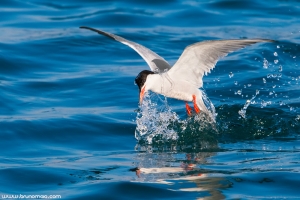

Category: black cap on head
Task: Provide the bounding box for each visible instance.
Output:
[135,70,154,92]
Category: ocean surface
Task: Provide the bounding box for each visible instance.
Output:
[1,0,300,199]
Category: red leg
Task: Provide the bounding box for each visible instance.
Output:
[192,95,201,114]
[185,102,192,116]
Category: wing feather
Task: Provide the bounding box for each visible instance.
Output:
[80,26,171,73]
[168,39,274,87]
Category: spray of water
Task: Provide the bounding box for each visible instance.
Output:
[135,91,218,145]
[135,92,180,144]
[238,89,260,118]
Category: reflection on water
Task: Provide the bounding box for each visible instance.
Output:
[130,136,300,199]
[132,137,226,199]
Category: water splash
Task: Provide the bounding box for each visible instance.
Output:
[135,91,299,144]
[238,90,260,118]
[201,88,217,120]
[135,91,217,145]
[135,92,179,144]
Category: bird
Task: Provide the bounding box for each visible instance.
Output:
[80,26,274,118]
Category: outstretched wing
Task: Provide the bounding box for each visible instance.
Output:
[167,39,274,88]
[80,26,171,73]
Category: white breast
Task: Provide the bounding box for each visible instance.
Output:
[145,74,199,102]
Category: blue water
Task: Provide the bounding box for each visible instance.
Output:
[1,0,300,199]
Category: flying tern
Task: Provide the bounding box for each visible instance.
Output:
[80,26,273,116]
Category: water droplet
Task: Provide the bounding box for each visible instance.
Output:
[261,100,272,108]
[263,78,266,83]
[234,81,238,85]
[269,91,273,95]
[247,84,252,87]
[229,72,234,78]
[237,90,242,95]
[272,85,276,88]
[274,59,279,64]
[277,45,280,49]
[293,56,296,58]
[274,52,278,56]
[278,65,282,72]
[263,58,269,69]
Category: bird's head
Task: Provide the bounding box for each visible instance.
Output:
[135,70,154,104]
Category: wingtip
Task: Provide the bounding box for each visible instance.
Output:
[79,26,94,31]
[242,38,277,44]
[79,26,115,40]
[263,39,276,43]
[243,38,276,43]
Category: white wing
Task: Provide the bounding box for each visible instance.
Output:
[168,39,274,88]
[80,26,171,73]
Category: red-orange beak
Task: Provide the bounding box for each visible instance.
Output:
[139,86,146,104]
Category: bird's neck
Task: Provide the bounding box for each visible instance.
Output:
[145,73,172,95]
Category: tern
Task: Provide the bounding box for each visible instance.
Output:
[80,26,273,116]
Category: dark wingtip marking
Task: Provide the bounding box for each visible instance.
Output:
[80,26,115,40]
[251,39,277,43]
[151,59,171,71]
[258,39,276,43]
